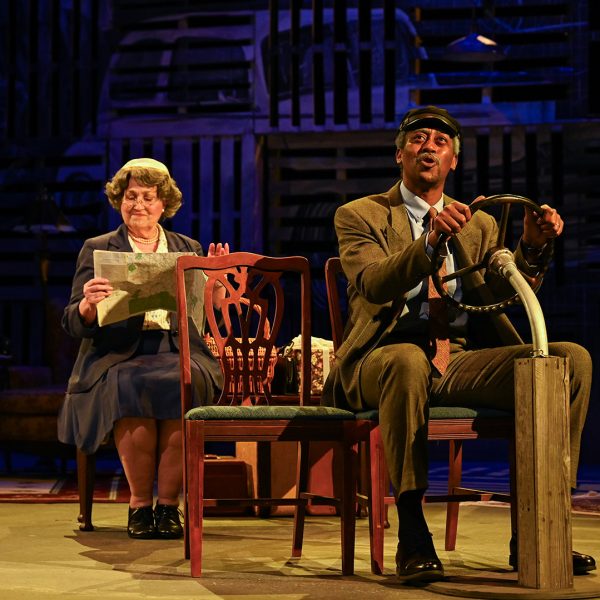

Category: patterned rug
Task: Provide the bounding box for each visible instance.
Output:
[1,463,599,514]
[427,462,600,516]
[572,491,600,515]
[0,472,129,503]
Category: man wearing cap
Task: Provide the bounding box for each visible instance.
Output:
[322,106,594,582]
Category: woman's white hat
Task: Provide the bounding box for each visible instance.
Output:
[120,158,170,175]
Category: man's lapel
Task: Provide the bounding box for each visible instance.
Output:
[386,183,413,254]
[449,196,480,259]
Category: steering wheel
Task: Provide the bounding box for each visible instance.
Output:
[430,194,554,313]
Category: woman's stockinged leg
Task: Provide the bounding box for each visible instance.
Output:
[154,419,184,539]
[114,417,157,508]
[156,418,183,506]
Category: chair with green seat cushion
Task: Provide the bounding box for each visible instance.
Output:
[186,405,357,421]
[325,256,515,575]
[176,252,369,577]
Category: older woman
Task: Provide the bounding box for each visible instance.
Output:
[58,158,225,539]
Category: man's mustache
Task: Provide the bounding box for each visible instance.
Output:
[417,152,440,166]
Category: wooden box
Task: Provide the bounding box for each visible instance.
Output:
[236,441,343,516]
[203,455,254,516]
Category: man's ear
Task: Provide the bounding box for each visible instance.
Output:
[395,148,402,165]
[450,153,458,171]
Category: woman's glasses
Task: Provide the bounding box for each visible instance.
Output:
[122,194,161,207]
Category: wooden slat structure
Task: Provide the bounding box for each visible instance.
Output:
[0,3,598,471]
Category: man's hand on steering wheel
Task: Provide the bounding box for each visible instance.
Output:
[429,194,557,313]
[523,204,564,249]
[427,196,485,248]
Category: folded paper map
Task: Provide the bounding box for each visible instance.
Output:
[93,250,205,331]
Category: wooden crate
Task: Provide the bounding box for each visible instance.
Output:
[236,441,343,516]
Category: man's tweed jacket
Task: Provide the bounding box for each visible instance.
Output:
[322,183,550,412]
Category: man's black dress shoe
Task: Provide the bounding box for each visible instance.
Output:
[127,506,156,539]
[154,503,183,539]
[509,550,596,575]
[395,489,444,583]
[396,549,444,583]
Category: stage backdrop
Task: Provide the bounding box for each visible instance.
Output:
[0,0,598,464]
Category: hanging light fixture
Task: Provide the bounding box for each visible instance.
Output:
[445,32,505,63]
[443,0,505,63]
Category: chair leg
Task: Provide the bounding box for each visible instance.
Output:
[182,432,190,560]
[292,440,310,558]
[257,441,272,518]
[340,433,357,576]
[383,470,392,528]
[77,449,96,531]
[187,421,205,577]
[357,441,369,517]
[369,426,386,575]
[445,439,463,551]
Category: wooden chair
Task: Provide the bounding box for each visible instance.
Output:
[325,256,515,575]
[176,252,370,577]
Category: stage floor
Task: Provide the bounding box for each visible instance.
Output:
[0,501,598,599]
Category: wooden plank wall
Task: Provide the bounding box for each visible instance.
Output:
[262,0,586,129]
[264,122,600,343]
[104,136,259,248]
[1,0,103,142]
[0,0,597,374]
[0,133,259,372]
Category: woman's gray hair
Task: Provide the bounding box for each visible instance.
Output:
[104,162,183,219]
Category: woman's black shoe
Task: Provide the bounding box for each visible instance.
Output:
[127,506,156,539]
[154,503,183,539]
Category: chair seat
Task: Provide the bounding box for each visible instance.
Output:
[185,405,355,421]
[431,406,512,419]
[355,406,512,422]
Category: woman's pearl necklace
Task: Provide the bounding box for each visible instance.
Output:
[128,227,160,244]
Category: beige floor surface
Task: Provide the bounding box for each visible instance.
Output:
[0,502,598,599]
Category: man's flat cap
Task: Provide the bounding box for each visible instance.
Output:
[398,105,461,139]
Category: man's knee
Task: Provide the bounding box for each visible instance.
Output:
[360,343,431,409]
[549,342,592,377]
[378,344,429,377]
[373,344,431,400]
